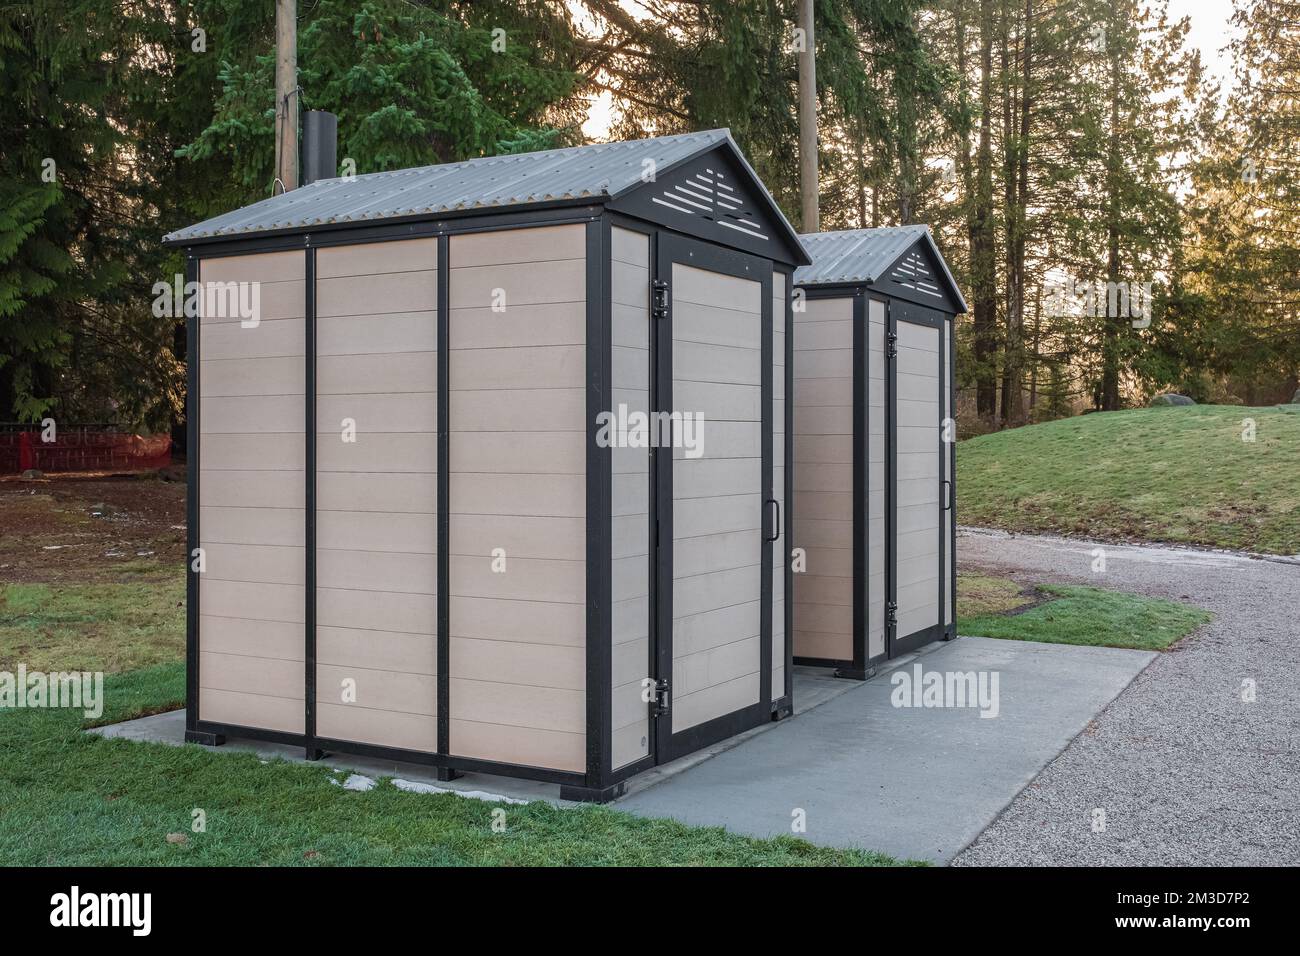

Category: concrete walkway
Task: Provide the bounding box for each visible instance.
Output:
[952,529,1300,866]
[617,636,1154,863]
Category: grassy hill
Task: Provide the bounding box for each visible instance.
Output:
[957,405,1300,555]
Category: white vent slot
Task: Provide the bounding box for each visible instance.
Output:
[655,169,769,241]
[891,251,944,299]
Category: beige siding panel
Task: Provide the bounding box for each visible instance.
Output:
[196,251,305,737]
[200,434,304,473]
[199,615,303,661]
[316,664,435,716]
[200,651,303,701]
[316,511,436,554]
[316,270,436,318]
[317,626,436,675]
[316,353,436,395]
[448,259,585,310]
[201,395,302,434]
[670,261,763,733]
[448,302,584,349]
[611,227,651,768]
[317,433,438,473]
[202,543,303,586]
[200,688,302,734]
[448,224,587,770]
[892,316,940,639]
[202,250,305,287]
[317,312,437,356]
[202,356,304,397]
[201,578,303,624]
[316,549,436,594]
[673,672,761,731]
[316,704,437,752]
[316,236,437,279]
[867,299,887,659]
[449,432,584,475]
[316,473,437,513]
[317,587,437,635]
[451,638,584,691]
[449,720,584,773]
[450,223,585,267]
[198,470,302,509]
[792,295,855,665]
[201,318,304,361]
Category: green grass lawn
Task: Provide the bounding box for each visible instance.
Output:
[0,580,185,674]
[958,573,1211,651]
[0,573,906,867]
[958,405,1300,554]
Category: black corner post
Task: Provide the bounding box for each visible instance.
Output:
[564,214,622,804]
[182,253,224,747]
[435,234,460,782]
[835,290,870,682]
[304,242,326,761]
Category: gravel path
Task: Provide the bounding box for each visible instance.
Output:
[953,528,1300,867]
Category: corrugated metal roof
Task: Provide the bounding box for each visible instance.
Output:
[165,129,748,244]
[794,225,967,311]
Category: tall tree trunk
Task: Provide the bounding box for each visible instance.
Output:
[972,0,999,420]
[1001,0,1031,425]
[1101,39,1123,411]
[275,0,298,192]
[797,0,819,232]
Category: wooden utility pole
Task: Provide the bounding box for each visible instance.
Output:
[275,0,298,192]
[797,0,818,232]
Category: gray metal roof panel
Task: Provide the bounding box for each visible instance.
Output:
[794,225,967,312]
[165,128,795,246]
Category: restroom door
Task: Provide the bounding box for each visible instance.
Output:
[886,303,945,657]
[653,234,772,761]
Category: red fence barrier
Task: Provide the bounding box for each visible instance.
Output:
[0,424,172,475]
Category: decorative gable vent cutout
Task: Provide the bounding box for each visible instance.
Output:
[651,168,770,242]
[889,250,945,301]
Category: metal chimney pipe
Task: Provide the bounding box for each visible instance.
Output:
[301,110,338,185]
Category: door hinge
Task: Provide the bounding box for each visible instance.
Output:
[886,601,898,628]
[651,279,669,319]
[886,330,898,359]
[651,678,670,717]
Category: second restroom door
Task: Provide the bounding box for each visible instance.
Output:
[887,303,945,656]
[653,233,772,762]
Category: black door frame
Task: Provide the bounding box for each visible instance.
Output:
[886,301,947,658]
[652,231,774,763]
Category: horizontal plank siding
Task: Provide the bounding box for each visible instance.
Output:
[448,224,587,772]
[197,250,306,733]
[671,262,763,732]
[792,295,855,664]
[313,237,439,752]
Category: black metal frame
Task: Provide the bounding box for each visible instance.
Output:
[789,269,959,670]
[651,230,774,764]
[885,299,947,658]
[772,264,795,718]
[946,317,958,639]
[182,198,797,801]
[788,285,873,679]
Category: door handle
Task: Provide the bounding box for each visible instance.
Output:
[766,498,781,542]
[941,480,953,511]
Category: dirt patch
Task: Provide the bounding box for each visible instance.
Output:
[0,474,186,584]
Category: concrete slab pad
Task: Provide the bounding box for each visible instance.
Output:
[88,666,872,807]
[616,636,1156,863]
[89,709,563,805]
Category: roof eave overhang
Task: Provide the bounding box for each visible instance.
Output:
[161,196,605,251]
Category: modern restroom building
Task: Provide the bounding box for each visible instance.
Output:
[791,226,964,678]
[165,129,808,801]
